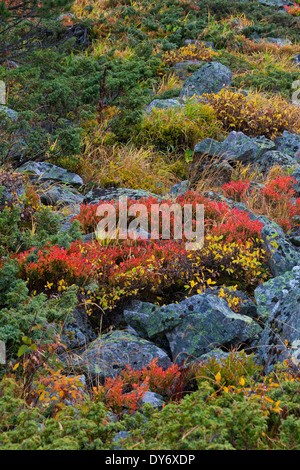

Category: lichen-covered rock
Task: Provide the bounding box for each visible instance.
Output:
[257,215,300,276]
[274,131,300,162]
[39,183,84,207]
[144,98,183,114]
[167,180,190,198]
[173,60,203,80]
[255,266,300,372]
[124,295,262,365]
[194,131,275,165]
[286,226,300,247]
[291,166,300,195]
[60,307,96,351]
[68,330,172,382]
[16,162,83,186]
[83,187,162,205]
[140,391,165,410]
[258,150,298,174]
[209,287,258,318]
[179,62,232,100]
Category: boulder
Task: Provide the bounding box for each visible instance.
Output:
[274,131,300,162]
[124,295,262,364]
[194,131,275,165]
[68,330,172,382]
[258,150,298,174]
[291,166,300,194]
[144,98,183,114]
[255,265,300,372]
[257,215,300,276]
[179,62,232,100]
[16,162,83,186]
[60,306,96,351]
[173,60,203,80]
[83,187,162,205]
[39,183,84,207]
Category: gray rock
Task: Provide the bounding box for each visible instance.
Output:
[257,0,293,6]
[196,349,230,363]
[179,61,232,100]
[286,226,300,247]
[209,287,258,318]
[140,391,165,410]
[39,183,84,207]
[291,166,300,194]
[292,54,300,66]
[0,106,18,121]
[173,60,203,80]
[111,431,129,450]
[68,330,172,382]
[60,306,97,351]
[255,265,300,372]
[258,150,298,174]
[274,131,300,162]
[167,180,190,198]
[16,162,83,186]
[257,215,300,276]
[194,131,275,165]
[124,295,262,365]
[262,37,292,46]
[83,187,162,205]
[144,99,183,114]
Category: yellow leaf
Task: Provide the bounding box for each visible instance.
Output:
[13,363,19,371]
[215,371,221,383]
[239,376,245,387]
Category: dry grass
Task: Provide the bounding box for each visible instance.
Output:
[62,125,182,194]
[152,73,183,96]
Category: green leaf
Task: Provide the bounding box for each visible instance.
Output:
[17,345,29,357]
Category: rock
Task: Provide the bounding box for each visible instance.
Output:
[0,106,18,121]
[274,131,300,162]
[111,431,129,450]
[83,187,162,205]
[258,150,298,174]
[179,62,232,100]
[140,391,165,410]
[58,206,81,233]
[57,13,74,21]
[196,349,230,363]
[291,166,300,194]
[286,226,300,247]
[257,0,293,6]
[194,132,275,165]
[257,215,300,276]
[60,306,96,351]
[39,183,84,207]
[173,60,203,80]
[124,295,262,365]
[255,265,300,372]
[167,180,190,198]
[0,171,26,210]
[68,330,172,382]
[144,98,183,114]
[257,37,293,46]
[292,54,300,66]
[209,287,258,319]
[16,162,83,186]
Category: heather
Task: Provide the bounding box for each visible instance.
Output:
[0,0,300,451]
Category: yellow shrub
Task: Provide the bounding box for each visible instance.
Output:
[162,42,218,66]
[202,88,300,139]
